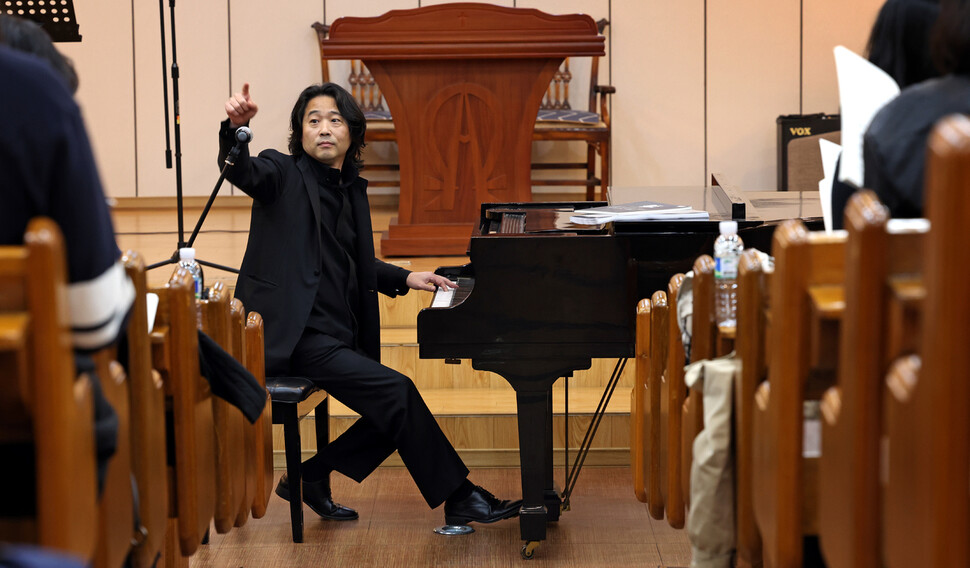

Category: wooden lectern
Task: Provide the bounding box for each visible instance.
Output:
[321,4,605,256]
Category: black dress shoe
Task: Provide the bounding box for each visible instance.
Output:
[275,473,358,521]
[444,485,522,525]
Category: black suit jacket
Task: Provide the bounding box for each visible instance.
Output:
[219,122,410,374]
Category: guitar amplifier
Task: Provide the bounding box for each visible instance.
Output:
[777,113,840,191]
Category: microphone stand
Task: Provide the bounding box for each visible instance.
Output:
[147,0,238,274]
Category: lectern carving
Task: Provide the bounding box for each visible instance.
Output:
[320,3,604,256]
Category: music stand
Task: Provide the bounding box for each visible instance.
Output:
[145,0,238,274]
[1,0,81,42]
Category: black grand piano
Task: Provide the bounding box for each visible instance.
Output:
[417,177,822,558]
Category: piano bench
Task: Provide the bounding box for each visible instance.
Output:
[266,377,329,543]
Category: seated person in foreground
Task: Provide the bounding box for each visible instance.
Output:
[862,0,970,218]
[220,82,521,526]
[831,0,942,227]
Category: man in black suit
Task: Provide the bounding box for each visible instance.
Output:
[220,82,519,526]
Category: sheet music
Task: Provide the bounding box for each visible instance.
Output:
[818,138,842,233]
[834,46,900,188]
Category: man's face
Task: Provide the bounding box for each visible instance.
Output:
[301,95,350,169]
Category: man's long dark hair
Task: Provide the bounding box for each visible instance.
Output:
[288,83,366,170]
[932,0,970,75]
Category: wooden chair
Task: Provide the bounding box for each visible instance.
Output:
[646,290,669,521]
[817,191,927,568]
[883,114,970,567]
[681,255,717,510]
[122,251,169,568]
[751,220,845,567]
[0,217,98,560]
[312,19,613,200]
[631,298,650,504]
[664,273,687,529]
[266,377,329,543]
[90,349,133,568]
[150,268,215,559]
[734,249,770,568]
[244,312,274,519]
[199,284,248,534]
[228,298,256,528]
[531,18,613,201]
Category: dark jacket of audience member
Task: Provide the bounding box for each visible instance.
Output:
[831,0,942,228]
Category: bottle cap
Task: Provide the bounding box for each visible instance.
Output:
[719,221,738,235]
[179,247,196,261]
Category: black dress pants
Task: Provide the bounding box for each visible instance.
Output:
[290,330,469,508]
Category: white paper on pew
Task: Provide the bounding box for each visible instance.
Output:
[818,138,842,233]
[834,46,900,187]
[146,292,159,333]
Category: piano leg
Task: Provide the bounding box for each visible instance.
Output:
[516,388,552,542]
[543,390,561,522]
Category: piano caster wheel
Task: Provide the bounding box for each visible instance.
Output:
[521,541,540,559]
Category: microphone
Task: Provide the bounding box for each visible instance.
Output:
[234,126,253,144]
[225,126,253,166]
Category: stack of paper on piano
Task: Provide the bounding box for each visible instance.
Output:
[569,200,710,224]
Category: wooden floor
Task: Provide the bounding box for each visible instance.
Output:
[194,468,691,567]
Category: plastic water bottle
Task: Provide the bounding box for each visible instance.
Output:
[178,247,204,300]
[178,247,204,327]
[714,221,743,327]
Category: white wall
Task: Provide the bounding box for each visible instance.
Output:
[60,0,882,198]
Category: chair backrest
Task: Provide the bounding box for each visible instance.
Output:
[91,348,133,568]
[149,267,214,557]
[663,273,687,529]
[244,311,273,519]
[646,290,668,521]
[817,191,927,568]
[884,114,970,567]
[0,217,98,560]
[631,298,650,504]
[735,249,770,568]
[199,283,247,534]
[227,298,256,529]
[539,18,609,113]
[752,220,846,567]
[121,251,168,568]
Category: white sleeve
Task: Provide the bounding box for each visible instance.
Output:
[67,260,135,351]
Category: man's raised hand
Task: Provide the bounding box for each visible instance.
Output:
[226,82,259,128]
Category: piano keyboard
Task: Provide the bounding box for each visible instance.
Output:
[430,277,475,308]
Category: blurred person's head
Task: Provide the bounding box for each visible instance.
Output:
[0,15,78,93]
[867,0,942,88]
[932,0,970,75]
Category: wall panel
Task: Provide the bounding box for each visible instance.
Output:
[802,0,883,114]
[612,0,705,187]
[229,0,323,194]
[707,0,800,190]
[59,0,136,199]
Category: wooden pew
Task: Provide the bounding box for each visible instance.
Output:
[681,255,717,509]
[664,273,687,529]
[631,299,650,503]
[150,268,215,559]
[734,249,769,568]
[883,114,970,567]
[0,217,98,560]
[228,298,257,528]
[751,220,845,567]
[122,251,169,568]
[646,290,668,520]
[199,283,248,534]
[817,191,927,568]
[244,312,274,519]
[90,349,134,568]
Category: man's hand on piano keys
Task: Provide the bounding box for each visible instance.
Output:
[406,271,458,292]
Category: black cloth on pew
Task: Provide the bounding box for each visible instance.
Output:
[197,330,267,423]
